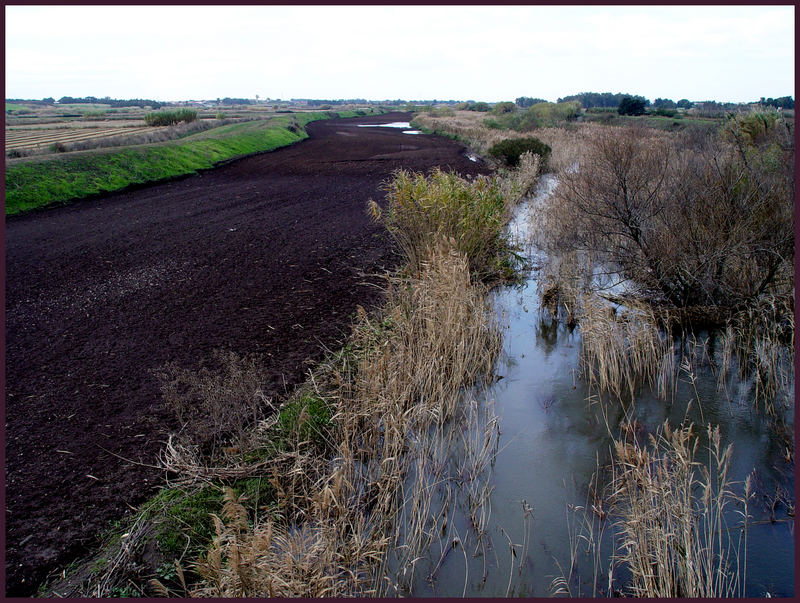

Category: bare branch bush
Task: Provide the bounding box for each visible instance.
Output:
[541,114,794,312]
[155,350,269,459]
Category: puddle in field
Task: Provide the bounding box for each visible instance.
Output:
[357,121,421,135]
[392,175,795,597]
[358,121,412,128]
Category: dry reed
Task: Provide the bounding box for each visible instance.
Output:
[578,295,674,401]
[609,421,750,597]
[180,240,503,597]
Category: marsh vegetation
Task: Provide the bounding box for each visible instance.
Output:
[43,101,793,597]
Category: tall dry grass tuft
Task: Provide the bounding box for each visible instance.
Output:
[178,240,503,597]
[609,421,750,597]
[534,124,603,174]
[499,151,542,204]
[369,168,520,283]
[579,296,674,401]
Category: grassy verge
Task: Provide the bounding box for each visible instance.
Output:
[5,110,371,216]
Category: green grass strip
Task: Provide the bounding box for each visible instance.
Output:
[5,110,369,216]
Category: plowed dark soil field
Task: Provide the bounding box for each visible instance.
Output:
[4,112,491,595]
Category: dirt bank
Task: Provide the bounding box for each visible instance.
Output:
[4,112,491,595]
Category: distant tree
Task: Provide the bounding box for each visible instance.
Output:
[759,96,794,109]
[42,97,55,104]
[653,97,677,109]
[492,101,516,114]
[559,91,629,108]
[618,95,647,116]
[676,99,693,109]
[515,96,547,108]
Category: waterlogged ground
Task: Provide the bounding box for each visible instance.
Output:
[398,176,795,597]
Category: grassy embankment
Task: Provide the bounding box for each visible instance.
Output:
[5,110,371,216]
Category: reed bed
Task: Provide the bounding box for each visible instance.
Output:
[579,295,674,401]
[412,110,530,156]
[413,110,610,178]
[150,165,530,597]
[608,421,750,597]
[178,242,502,597]
[554,421,752,598]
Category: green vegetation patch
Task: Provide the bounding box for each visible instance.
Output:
[5,102,32,113]
[5,111,358,215]
[144,108,197,126]
[487,137,551,168]
[372,168,521,283]
[275,392,335,453]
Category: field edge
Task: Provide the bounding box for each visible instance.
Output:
[4,109,378,216]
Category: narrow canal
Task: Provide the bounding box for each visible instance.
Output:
[395,174,794,597]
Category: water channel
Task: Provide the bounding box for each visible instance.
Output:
[395,175,795,597]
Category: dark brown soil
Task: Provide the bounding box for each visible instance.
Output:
[4,112,491,595]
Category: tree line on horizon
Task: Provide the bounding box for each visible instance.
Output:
[7,93,794,111]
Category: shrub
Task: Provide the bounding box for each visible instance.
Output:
[369,168,518,283]
[618,95,647,116]
[155,350,266,457]
[144,108,198,126]
[487,137,551,167]
[543,118,793,309]
[492,101,516,114]
[652,108,677,118]
[467,101,490,112]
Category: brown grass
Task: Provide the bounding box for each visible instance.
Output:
[156,350,270,460]
[554,421,753,598]
[156,240,503,597]
[579,296,675,401]
[609,421,750,597]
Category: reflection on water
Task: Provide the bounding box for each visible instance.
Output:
[357,121,413,128]
[401,177,794,597]
[357,122,422,135]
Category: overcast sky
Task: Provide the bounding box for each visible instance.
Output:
[5,5,795,103]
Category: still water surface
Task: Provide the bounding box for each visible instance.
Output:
[400,175,794,597]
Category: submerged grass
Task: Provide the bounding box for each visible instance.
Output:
[609,421,750,597]
[554,420,752,598]
[579,295,675,402]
